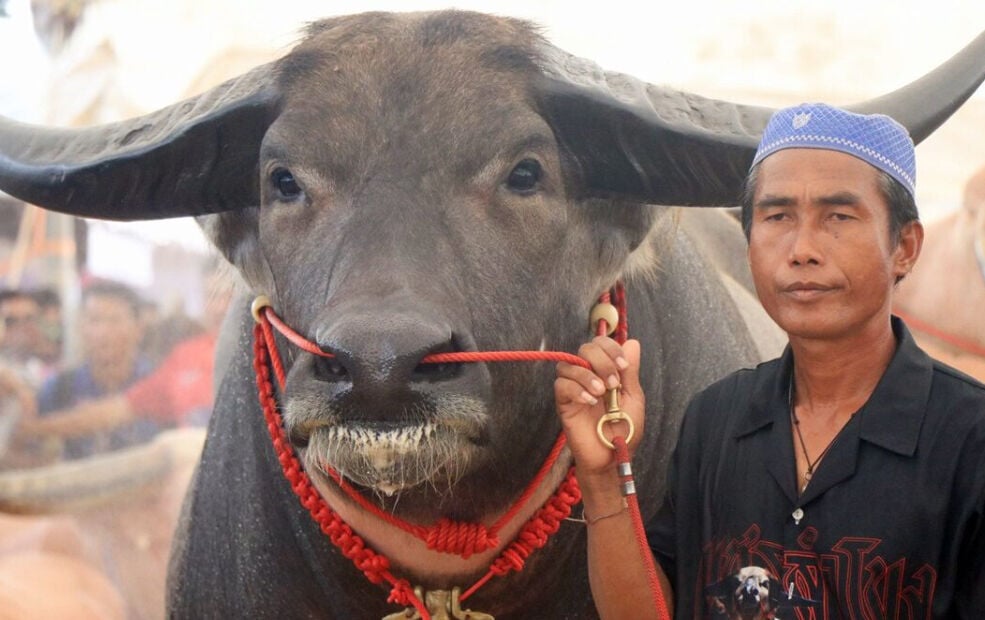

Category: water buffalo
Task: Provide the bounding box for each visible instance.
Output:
[1,10,983,618]
[895,164,985,380]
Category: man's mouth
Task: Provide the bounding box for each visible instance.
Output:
[781,281,836,299]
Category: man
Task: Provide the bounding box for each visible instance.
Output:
[23,274,232,435]
[31,287,63,369]
[555,103,985,618]
[0,288,45,387]
[35,279,156,460]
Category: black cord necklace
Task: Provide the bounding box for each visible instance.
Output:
[789,375,855,493]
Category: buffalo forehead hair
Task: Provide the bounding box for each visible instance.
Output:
[279,10,545,86]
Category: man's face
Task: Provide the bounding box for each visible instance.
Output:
[747,148,920,341]
[79,294,142,366]
[0,296,41,358]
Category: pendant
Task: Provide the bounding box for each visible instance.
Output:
[383,587,495,620]
[801,469,813,492]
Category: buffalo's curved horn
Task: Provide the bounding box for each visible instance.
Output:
[847,31,985,141]
[0,63,280,220]
[0,428,204,513]
[540,30,985,206]
[2,29,983,219]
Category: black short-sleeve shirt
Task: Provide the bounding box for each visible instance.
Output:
[647,318,985,619]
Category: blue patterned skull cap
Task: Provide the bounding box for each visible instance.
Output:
[752,103,916,197]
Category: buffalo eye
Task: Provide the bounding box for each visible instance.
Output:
[271,167,302,200]
[506,158,542,194]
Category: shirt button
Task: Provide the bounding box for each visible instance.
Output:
[792,508,804,524]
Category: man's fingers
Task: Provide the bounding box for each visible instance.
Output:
[591,335,630,367]
[556,362,608,398]
[578,339,623,390]
[558,338,642,403]
[554,376,601,408]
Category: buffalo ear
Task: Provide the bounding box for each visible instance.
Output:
[537,30,985,207]
[0,63,280,221]
[537,52,768,207]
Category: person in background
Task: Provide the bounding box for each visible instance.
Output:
[0,363,36,468]
[19,274,233,440]
[140,303,207,367]
[0,290,44,465]
[0,288,45,388]
[33,279,156,460]
[30,287,63,372]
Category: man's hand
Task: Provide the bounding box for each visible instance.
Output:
[555,337,645,478]
[0,366,36,421]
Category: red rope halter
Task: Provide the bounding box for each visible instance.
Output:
[251,283,667,618]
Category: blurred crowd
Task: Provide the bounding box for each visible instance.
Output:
[0,276,230,469]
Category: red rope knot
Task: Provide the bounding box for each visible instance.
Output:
[354,552,390,581]
[559,478,582,505]
[425,518,499,559]
[387,580,416,606]
[490,545,528,576]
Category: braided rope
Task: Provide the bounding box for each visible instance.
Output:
[253,325,427,616]
[614,436,670,619]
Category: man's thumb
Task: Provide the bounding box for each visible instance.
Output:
[621,339,643,394]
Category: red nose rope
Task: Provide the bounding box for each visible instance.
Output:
[893,309,985,359]
[252,283,668,619]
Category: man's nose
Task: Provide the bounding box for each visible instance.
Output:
[788,221,823,266]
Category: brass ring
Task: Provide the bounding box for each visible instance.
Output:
[596,410,635,450]
[251,295,272,323]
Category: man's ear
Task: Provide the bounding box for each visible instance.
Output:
[893,219,924,282]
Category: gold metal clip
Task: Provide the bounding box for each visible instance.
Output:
[382,586,495,620]
[596,387,635,450]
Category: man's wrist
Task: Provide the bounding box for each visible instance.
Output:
[584,499,627,525]
[576,465,626,519]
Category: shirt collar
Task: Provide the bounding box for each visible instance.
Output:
[735,316,933,457]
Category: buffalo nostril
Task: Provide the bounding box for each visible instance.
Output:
[313,355,349,381]
[412,360,462,382]
[411,336,464,382]
[288,426,311,448]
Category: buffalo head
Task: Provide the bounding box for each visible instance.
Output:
[1,12,983,528]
